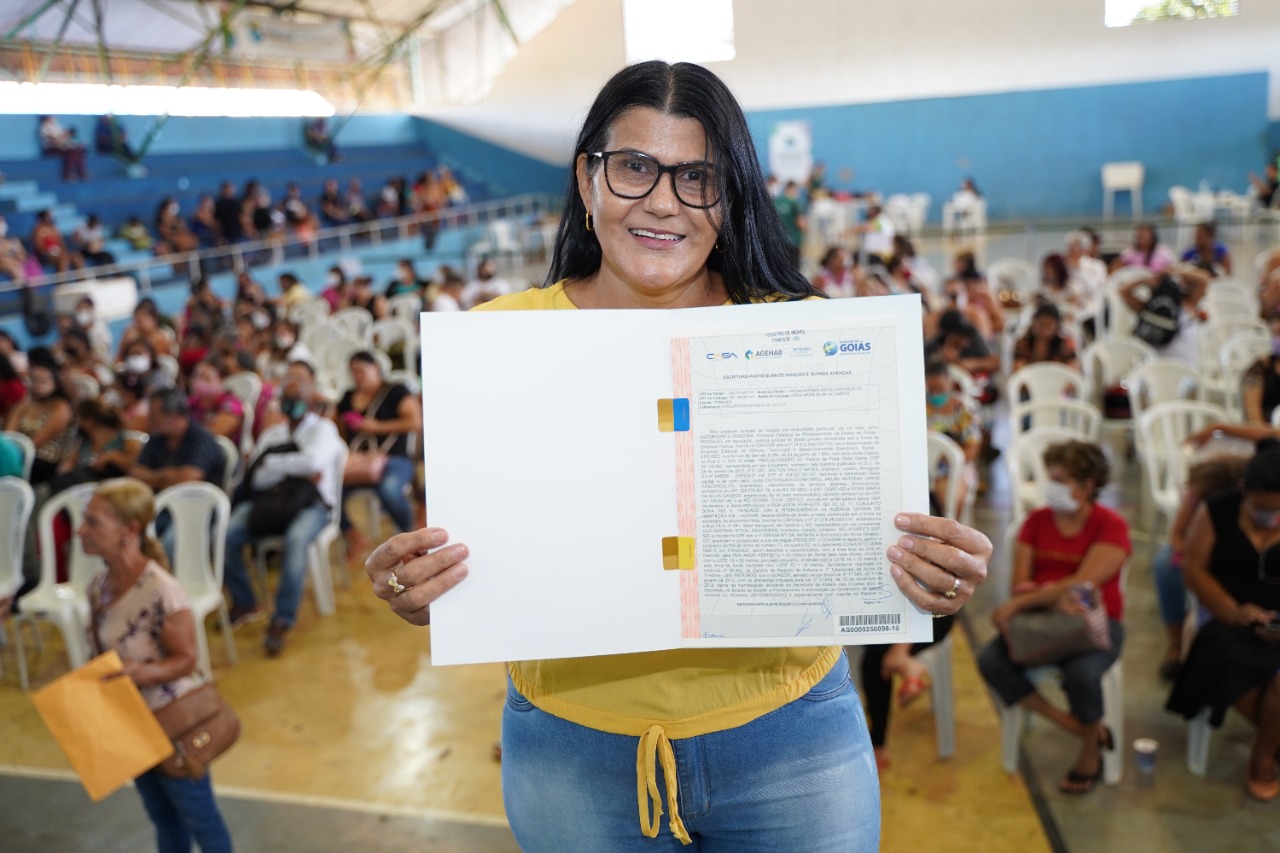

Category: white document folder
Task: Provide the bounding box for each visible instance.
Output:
[421,294,931,665]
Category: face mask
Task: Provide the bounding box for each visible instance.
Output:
[327,273,340,286]
[280,396,308,420]
[167,203,180,217]
[190,379,220,399]
[76,310,92,326]
[927,392,948,408]
[252,312,271,330]
[1248,504,1280,530]
[125,354,151,374]
[0,222,8,237]
[275,335,295,350]
[1044,480,1080,514]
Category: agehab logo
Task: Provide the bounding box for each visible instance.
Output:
[745,349,782,360]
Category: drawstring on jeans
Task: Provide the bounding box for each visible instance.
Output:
[636,725,691,845]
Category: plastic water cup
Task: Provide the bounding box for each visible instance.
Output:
[1133,738,1159,774]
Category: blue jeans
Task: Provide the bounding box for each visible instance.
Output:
[223,501,330,628]
[133,768,232,852]
[341,455,416,534]
[1152,543,1186,627]
[501,652,879,852]
[978,620,1125,725]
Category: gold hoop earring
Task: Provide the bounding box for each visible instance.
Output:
[585,212,593,232]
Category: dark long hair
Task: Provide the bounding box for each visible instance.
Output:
[546,61,818,304]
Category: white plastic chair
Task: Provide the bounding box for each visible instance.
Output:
[1007,364,1084,406]
[387,293,423,326]
[917,631,956,759]
[289,298,330,330]
[253,443,349,617]
[926,431,964,523]
[66,374,100,405]
[372,319,420,375]
[1006,427,1084,516]
[1168,186,1197,244]
[3,431,35,480]
[946,364,979,406]
[156,354,180,385]
[330,307,375,344]
[1081,337,1157,410]
[1009,399,1102,445]
[942,197,986,235]
[0,478,35,689]
[1102,161,1143,219]
[213,434,240,495]
[1220,335,1270,417]
[301,322,346,356]
[152,482,236,676]
[1127,360,1200,426]
[385,370,420,395]
[1202,296,1255,321]
[223,371,262,458]
[1135,401,1228,553]
[987,259,1039,306]
[1199,321,1268,406]
[321,337,369,396]
[17,483,102,670]
[1001,656,1126,787]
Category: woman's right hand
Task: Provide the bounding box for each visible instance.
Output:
[1232,602,1276,628]
[365,527,469,626]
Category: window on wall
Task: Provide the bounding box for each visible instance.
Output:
[623,0,735,64]
[1106,0,1239,27]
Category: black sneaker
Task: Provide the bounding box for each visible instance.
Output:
[228,604,265,630]
[264,621,290,658]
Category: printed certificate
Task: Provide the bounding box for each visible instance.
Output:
[420,295,930,665]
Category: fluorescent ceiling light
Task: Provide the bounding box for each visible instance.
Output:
[0,81,335,117]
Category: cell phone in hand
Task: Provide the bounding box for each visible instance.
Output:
[1258,620,1280,634]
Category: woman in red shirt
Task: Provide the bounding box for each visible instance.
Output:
[979,440,1130,794]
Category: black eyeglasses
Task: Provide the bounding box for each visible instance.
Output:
[589,150,721,209]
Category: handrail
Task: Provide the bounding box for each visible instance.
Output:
[6,192,559,297]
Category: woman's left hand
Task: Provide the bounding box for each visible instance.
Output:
[887,513,991,616]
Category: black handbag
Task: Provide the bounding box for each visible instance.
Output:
[245,442,325,536]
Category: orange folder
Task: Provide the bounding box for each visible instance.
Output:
[31,650,175,801]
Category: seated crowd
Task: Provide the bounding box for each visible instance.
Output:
[0,160,474,285]
[0,254,513,657]
[794,180,1280,798]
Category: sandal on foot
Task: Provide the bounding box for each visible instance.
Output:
[897,674,930,708]
[1245,776,1279,803]
[1060,766,1103,794]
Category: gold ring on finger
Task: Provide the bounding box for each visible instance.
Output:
[943,575,961,600]
[388,571,408,596]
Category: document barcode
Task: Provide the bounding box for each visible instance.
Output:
[838,614,901,628]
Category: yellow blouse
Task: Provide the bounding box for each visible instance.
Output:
[472,281,841,844]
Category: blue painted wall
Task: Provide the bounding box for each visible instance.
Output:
[0,111,563,199]
[747,73,1271,221]
[412,117,564,199]
[0,113,420,161]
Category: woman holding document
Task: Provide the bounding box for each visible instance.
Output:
[82,479,233,852]
[366,61,992,851]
